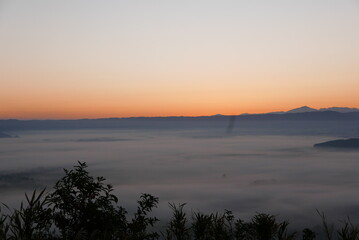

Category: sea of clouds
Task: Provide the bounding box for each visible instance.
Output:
[1,128,359,230]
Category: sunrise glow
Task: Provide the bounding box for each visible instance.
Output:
[1,1,359,119]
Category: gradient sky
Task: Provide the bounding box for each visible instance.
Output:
[1,0,359,119]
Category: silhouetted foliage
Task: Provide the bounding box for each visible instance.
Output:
[0,162,359,240]
[0,162,159,240]
[191,211,212,240]
[234,218,255,240]
[302,228,316,240]
[337,218,359,240]
[317,210,334,240]
[252,213,279,240]
[163,203,190,240]
[126,193,159,240]
[47,161,125,239]
[0,189,53,240]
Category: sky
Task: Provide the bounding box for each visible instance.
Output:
[1,0,359,119]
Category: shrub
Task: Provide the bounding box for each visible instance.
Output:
[47,161,125,239]
[2,162,359,240]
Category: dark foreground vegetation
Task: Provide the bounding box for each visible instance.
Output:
[0,162,357,240]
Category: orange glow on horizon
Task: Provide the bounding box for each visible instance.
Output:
[2,102,359,120]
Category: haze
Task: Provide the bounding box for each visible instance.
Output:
[1,128,359,230]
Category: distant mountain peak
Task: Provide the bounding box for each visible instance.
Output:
[319,107,359,113]
[271,106,359,115]
[286,106,318,113]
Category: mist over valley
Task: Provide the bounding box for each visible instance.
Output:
[1,109,359,230]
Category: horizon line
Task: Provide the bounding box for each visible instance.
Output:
[1,106,359,121]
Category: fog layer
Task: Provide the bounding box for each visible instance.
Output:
[1,129,359,229]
